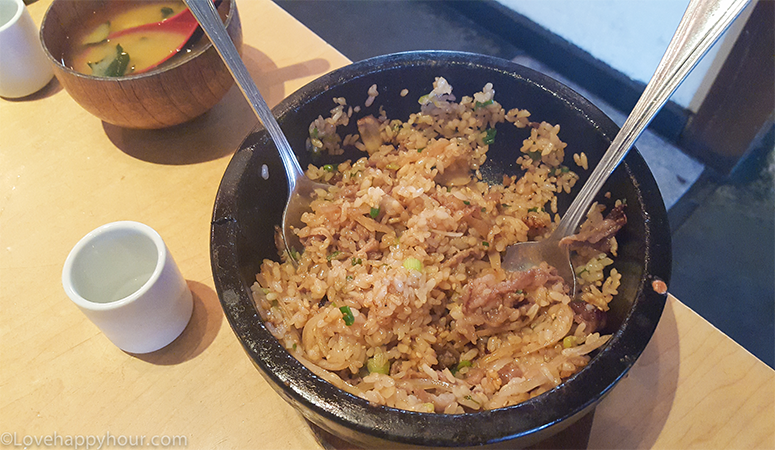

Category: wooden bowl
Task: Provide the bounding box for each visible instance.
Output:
[40,0,242,129]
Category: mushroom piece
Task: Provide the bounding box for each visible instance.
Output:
[357,115,383,153]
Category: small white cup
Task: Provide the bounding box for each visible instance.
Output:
[0,0,53,98]
[62,221,193,354]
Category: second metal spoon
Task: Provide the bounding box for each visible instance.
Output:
[185,0,326,262]
[502,0,749,293]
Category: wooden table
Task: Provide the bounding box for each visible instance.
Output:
[2,1,772,448]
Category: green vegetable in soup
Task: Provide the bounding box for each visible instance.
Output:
[161,6,175,18]
[88,44,131,77]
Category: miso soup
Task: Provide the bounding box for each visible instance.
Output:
[65,1,194,77]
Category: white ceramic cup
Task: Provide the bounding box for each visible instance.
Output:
[0,0,53,98]
[62,221,193,354]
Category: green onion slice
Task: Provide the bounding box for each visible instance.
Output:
[456,360,473,371]
[402,257,423,272]
[326,251,341,261]
[367,350,390,374]
[339,306,355,326]
[483,128,497,145]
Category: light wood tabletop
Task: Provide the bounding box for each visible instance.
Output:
[1,1,772,449]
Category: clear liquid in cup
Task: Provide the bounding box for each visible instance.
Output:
[69,230,159,304]
[105,271,154,303]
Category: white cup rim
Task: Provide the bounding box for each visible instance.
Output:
[0,0,24,33]
[62,221,167,311]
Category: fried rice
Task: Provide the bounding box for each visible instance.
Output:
[252,77,624,414]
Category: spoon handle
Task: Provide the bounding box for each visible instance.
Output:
[555,0,749,237]
[184,0,306,184]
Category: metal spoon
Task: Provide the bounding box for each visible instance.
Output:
[185,0,327,261]
[501,0,749,293]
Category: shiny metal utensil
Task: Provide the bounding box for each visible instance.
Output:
[502,0,749,293]
[185,0,326,262]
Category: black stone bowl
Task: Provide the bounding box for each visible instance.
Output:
[210,51,671,448]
